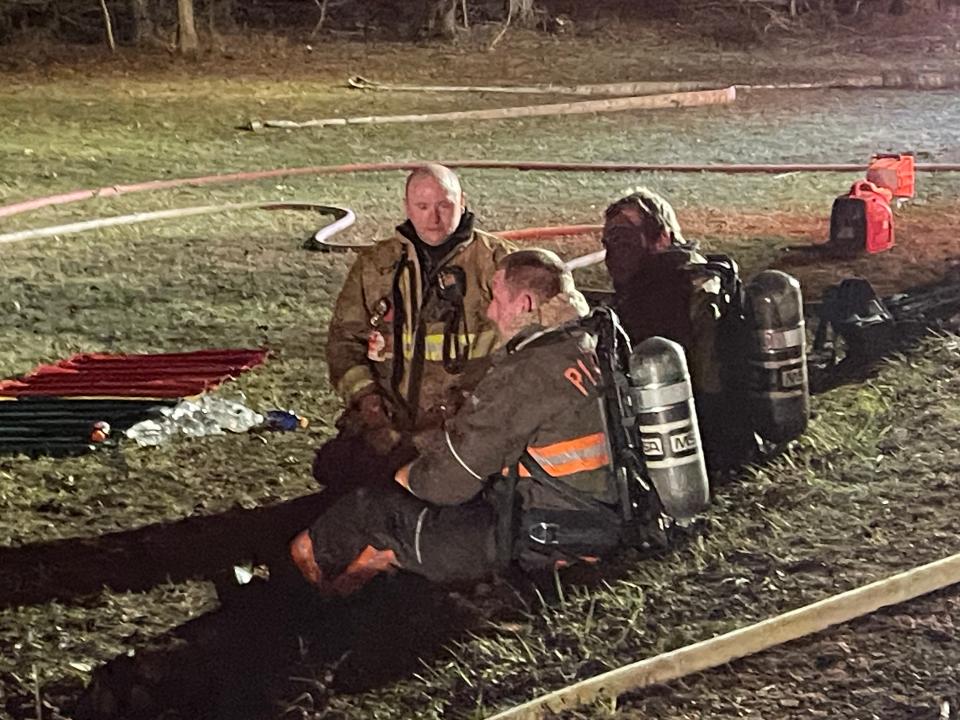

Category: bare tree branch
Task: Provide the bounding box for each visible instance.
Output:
[98,0,115,51]
[309,0,328,39]
[488,0,513,51]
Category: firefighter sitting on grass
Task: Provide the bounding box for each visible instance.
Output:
[316,164,513,501]
[602,188,755,473]
[290,249,626,594]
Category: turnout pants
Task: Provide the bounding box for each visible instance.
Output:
[307,483,500,585]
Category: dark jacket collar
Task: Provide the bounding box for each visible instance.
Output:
[396,211,476,271]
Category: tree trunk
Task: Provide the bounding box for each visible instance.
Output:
[507,0,535,26]
[177,0,199,53]
[424,0,457,38]
[130,0,152,44]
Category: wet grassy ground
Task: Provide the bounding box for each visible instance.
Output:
[2,20,960,719]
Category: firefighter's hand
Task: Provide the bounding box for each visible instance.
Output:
[356,393,391,430]
[337,392,391,437]
[363,425,403,456]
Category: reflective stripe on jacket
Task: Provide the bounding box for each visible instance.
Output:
[519,432,610,478]
[400,330,498,362]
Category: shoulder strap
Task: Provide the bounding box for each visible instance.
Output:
[699,253,743,317]
[519,450,621,521]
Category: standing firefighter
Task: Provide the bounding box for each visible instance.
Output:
[317,164,514,497]
[291,250,630,594]
[601,188,754,472]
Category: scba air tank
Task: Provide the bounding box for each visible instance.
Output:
[743,270,810,444]
[628,337,709,525]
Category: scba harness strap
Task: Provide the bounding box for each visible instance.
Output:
[494,309,667,567]
[518,450,623,555]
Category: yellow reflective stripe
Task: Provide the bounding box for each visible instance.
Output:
[520,432,610,478]
[401,330,498,362]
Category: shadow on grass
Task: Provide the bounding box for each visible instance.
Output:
[0,487,496,719]
[63,553,669,720]
[0,492,332,609]
[69,574,486,720]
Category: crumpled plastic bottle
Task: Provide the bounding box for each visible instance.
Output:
[165,400,224,438]
[198,395,263,433]
[125,419,176,447]
[124,395,264,447]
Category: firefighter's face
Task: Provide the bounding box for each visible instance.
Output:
[487,270,533,339]
[405,175,465,246]
[602,206,670,286]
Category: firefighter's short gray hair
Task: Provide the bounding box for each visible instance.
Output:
[405,163,463,199]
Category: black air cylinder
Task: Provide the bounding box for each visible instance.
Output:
[743,270,810,444]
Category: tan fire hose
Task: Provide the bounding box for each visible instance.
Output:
[246,86,737,131]
[347,70,960,95]
[301,72,960,133]
[346,75,717,96]
[488,550,960,719]
[346,72,960,95]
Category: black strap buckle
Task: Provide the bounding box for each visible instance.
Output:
[528,522,561,546]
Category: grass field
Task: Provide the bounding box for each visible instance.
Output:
[2,24,960,719]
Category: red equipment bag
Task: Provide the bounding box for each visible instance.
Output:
[828,180,895,256]
[867,153,915,198]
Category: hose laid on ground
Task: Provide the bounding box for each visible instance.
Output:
[245,86,737,131]
[0,197,606,268]
[488,549,960,719]
[5,160,960,222]
[0,202,355,246]
[346,75,717,95]
[497,225,605,271]
[498,224,601,241]
[347,73,960,94]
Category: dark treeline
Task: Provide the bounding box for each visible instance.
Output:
[0,0,948,51]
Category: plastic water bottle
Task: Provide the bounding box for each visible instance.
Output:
[262,410,309,432]
[167,400,224,438]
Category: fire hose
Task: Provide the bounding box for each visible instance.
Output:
[0,202,356,247]
[5,160,960,222]
[488,550,960,719]
[0,198,606,268]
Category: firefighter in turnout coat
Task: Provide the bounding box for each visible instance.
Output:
[602,188,754,471]
[315,164,514,497]
[291,250,623,595]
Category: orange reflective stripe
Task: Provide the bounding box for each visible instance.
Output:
[555,555,601,570]
[289,530,322,586]
[395,462,414,491]
[331,545,398,596]
[520,432,610,477]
